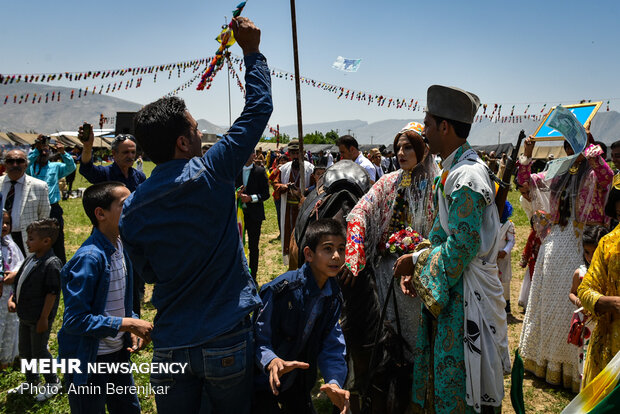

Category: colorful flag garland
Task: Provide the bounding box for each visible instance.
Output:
[196,1,246,90]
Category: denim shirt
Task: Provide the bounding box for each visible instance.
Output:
[119,53,272,350]
[27,149,76,204]
[79,160,146,192]
[58,228,136,385]
[254,263,347,392]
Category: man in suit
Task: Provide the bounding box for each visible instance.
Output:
[1,149,50,255]
[236,152,270,282]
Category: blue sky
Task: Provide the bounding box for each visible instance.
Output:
[2,0,619,128]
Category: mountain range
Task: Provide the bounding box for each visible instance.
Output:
[2,83,618,146]
[280,112,620,147]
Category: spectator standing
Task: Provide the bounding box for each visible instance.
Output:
[497,201,516,314]
[7,219,62,401]
[78,130,146,193]
[1,149,50,255]
[59,182,153,413]
[236,153,270,281]
[337,135,376,182]
[77,129,147,315]
[518,134,613,392]
[63,147,79,200]
[326,150,334,167]
[367,148,384,180]
[269,156,288,238]
[119,17,272,414]
[272,140,314,266]
[26,136,75,264]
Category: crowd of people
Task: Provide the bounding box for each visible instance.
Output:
[1,15,620,414]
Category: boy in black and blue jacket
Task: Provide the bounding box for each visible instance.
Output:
[253,218,350,414]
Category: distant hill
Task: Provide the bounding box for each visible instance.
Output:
[278,110,620,147]
[197,118,227,135]
[0,83,142,133]
[0,83,229,135]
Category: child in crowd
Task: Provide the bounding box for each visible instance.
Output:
[0,210,25,370]
[59,182,153,414]
[568,225,609,382]
[253,218,350,414]
[7,218,62,401]
[497,201,515,314]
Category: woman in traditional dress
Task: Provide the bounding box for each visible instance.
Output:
[344,122,438,359]
[518,135,613,392]
[577,174,620,389]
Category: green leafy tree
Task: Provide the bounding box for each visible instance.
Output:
[325,130,339,144]
[303,131,326,144]
[260,132,290,144]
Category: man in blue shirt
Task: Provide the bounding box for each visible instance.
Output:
[27,137,76,263]
[77,131,146,193]
[119,17,272,414]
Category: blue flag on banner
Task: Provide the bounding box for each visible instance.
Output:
[332,56,362,72]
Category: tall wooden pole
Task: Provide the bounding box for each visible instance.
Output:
[290,0,305,192]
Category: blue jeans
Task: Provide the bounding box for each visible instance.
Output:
[151,317,254,414]
[65,349,140,414]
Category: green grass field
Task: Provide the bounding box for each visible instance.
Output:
[0,162,573,413]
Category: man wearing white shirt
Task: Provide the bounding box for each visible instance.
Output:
[337,135,376,182]
[1,150,50,255]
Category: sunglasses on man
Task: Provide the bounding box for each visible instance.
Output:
[5,158,26,165]
[113,134,136,144]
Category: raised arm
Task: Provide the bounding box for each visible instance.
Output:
[203,17,273,183]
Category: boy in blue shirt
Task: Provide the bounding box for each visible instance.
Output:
[59,182,153,413]
[253,218,350,414]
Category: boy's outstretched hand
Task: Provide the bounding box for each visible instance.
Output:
[266,357,309,396]
[320,383,351,414]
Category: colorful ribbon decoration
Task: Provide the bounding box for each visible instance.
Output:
[196,1,246,90]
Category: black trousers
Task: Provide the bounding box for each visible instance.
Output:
[11,231,25,257]
[49,203,66,264]
[244,216,262,281]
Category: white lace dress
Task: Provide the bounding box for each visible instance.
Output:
[518,223,583,392]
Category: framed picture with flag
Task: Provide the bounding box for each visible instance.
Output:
[532,101,602,141]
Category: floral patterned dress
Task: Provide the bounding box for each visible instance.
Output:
[578,224,620,388]
[345,157,437,360]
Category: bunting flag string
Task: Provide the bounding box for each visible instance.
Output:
[3,75,146,105]
[227,56,245,96]
[225,54,616,123]
[164,71,203,97]
[196,1,246,90]
[2,44,617,122]
[0,57,208,85]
